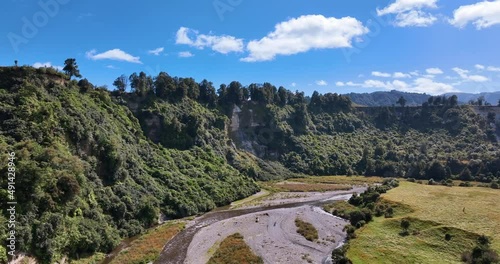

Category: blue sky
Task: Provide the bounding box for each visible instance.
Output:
[2,0,500,95]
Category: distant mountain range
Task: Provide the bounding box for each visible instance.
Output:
[443,92,500,106]
[344,90,500,106]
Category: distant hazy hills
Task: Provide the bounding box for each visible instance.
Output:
[344,90,500,106]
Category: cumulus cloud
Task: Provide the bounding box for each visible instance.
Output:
[452,67,489,82]
[291,82,297,87]
[175,27,244,54]
[86,49,142,64]
[241,15,368,62]
[372,71,391,77]
[148,47,164,56]
[487,66,500,72]
[178,51,194,58]
[393,72,411,78]
[316,80,328,86]
[475,64,485,70]
[33,62,63,71]
[336,81,345,87]
[377,0,438,27]
[450,1,500,29]
[426,67,444,74]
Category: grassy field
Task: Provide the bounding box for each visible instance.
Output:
[110,221,185,264]
[207,233,263,264]
[259,176,383,193]
[295,218,319,242]
[347,181,500,264]
[290,176,385,185]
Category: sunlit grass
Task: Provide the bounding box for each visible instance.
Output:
[291,175,385,185]
[347,181,500,263]
[207,233,263,264]
[110,221,185,264]
[295,218,319,242]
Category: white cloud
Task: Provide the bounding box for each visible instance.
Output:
[106,65,118,69]
[176,27,193,45]
[410,71,420,76]
[372,71,391,77]
[175,27,244,54]
[148,47,164,56]
[360,78,456,94]
[426,67,443,74]
[393,72,411,78]
[468,75,489,82]
[452,67,489,82]
[346,81,360,87]
[394,10,437,27]
[291,82,297,87]
[410,78,457,94]
[450,1,500,29]
[178,51,194,58]
[487,66,500,72]
[336,81,345,87]
[33,62,63,71]
[377,0,438,27]
[86,49,142,64]
[475,64,485,70]
[241,15,368,62]
[316,80,328,86]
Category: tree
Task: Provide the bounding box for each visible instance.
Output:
[199,79,217,107]
[401,219,410,230]
[477,96,485,106]
[129,72,153,96]
[277,86,288,106]
[14,60,18,67]
[459,168,473,181]
[425,161,446,181]
[449,95,458,107]
[63,58,82,79]
[397,96,407,107]
[400,218,411,236]
[498,99,500,107]
[154,72,176,99]
[113,75,128,93]
[78,78,93,93]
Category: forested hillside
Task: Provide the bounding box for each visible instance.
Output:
[344,90,431,106]
[1,66,499,263]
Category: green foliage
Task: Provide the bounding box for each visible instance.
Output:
[63,58,82,79]
[0,67,259,263]
[295,218,319,242]
[461,236,499,264]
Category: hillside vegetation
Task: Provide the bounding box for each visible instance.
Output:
[1,65,499,263]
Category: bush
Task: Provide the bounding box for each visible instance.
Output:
[459,182,473,187]
[331,245,352,264]
[295,218,319,242]
[343,225,356,239]
[385,207,394,218]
